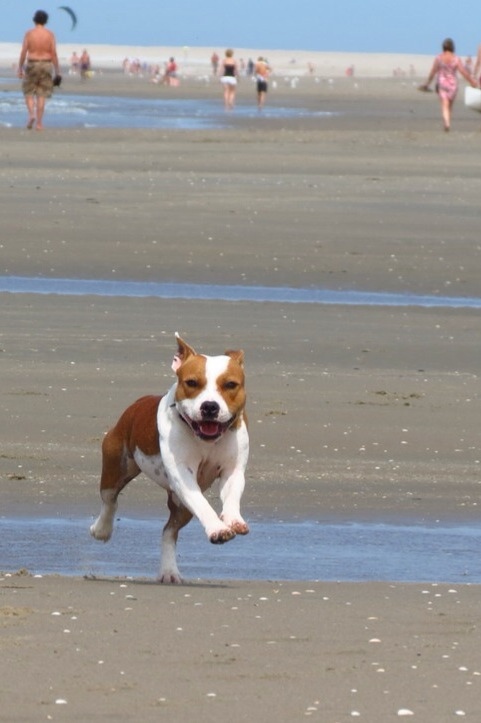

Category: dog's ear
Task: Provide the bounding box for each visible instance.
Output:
[172,333,197,371]
[225,349,244,367]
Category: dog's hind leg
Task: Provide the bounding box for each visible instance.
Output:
[158,492,193,584]
[90,428,140,542]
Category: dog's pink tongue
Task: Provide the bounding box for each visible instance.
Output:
[200,421,220,437]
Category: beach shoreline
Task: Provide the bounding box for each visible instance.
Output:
[0,40,434,78]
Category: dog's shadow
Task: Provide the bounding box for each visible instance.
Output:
[83,573,232,589]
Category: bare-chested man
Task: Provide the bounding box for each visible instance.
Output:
[17,10,60,130]
[254,57,271,110]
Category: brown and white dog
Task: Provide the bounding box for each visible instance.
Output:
[90,334,249,583]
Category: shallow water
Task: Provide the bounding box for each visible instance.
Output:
[2,275,481,308]
[0,90,333,130]
[1,516,480,583]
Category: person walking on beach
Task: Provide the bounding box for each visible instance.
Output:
[211,51,219,76]
[254,56,271,109]
[80,49,91,80]
[69,51,80,75]
[17,10,60,130]
[162,57,178,85]
[220,49,239,110]
[473,45,481,84]
[419,38,476,131]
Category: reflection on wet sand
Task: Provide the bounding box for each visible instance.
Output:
[2,516,480,583]
[2,275,481,308]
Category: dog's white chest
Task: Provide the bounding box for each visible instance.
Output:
[134,445,224,493]
[134,449,169,489]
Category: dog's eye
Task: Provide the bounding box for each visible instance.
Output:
[223,380,238,390]
[185,378,199,388]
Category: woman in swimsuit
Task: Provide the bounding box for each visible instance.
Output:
[420,38,476,131]
[220,49,238,110]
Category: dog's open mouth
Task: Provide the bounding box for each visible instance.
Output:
[187,417,231,441]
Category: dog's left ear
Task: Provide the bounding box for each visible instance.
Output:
[225,349,244,367]
[172,333,197,372]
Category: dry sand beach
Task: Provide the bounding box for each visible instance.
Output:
[1,45,481,720]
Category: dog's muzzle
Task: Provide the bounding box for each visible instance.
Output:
[178,401,233,441]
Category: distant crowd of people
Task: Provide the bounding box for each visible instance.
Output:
[15,9,481,132]
[122,56,179,85]
[121,47,275,111]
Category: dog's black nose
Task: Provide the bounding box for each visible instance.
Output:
[200,401,220,419]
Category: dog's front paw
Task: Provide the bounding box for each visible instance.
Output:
[221,515,249,536]
[230,520,249,535]
[209,527,236,544]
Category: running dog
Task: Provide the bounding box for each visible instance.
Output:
[90,334,249,583]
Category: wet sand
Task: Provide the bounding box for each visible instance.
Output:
[1,71,481,720]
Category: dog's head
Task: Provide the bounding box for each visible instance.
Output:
[171,333,246,442]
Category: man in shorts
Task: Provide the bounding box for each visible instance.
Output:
[255,57,271,110]
[17,10,60,130]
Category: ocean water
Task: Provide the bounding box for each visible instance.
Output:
[1,516,480,583]
[0,88,333,130]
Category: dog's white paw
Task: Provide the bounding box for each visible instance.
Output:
[209,527,236,544]
[90,521,112,542]
[230,520,249,535]
[221,515,249,536]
